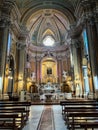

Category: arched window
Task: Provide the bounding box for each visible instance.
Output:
[43,35,55,46]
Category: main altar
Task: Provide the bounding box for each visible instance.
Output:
[42,82,55,93]
[39,82,60,102]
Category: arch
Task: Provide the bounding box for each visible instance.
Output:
[41,57,57,83]
[21,2,75,25]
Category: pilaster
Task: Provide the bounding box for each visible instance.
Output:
[57,57,63,83]
[36,58,41,84]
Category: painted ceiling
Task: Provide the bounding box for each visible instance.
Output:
[15,0,78,52]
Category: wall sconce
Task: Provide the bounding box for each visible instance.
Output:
[75,74,80,85]
[8,75,13,79]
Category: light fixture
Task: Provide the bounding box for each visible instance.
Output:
[8,76,13,79]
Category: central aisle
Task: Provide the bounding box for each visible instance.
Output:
[37,105,54,130]
[23,105,67,130]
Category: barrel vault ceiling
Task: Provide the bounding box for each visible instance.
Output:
[15,0,78,53]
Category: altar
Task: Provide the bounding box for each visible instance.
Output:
[39,82,60,102]
[44,93,53,101]
[42,82,55,93]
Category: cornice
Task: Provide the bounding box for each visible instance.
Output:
[28,42,68,52]
[29,49,70,62]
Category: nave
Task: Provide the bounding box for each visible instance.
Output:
[23,105,67,130]
[23,104,98,130]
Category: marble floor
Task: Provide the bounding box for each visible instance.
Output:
[23,105,67,130]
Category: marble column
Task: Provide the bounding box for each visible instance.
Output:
[69,43,75,93]
[86,19,98,91]
[0,18,10,93]
[16,41,26,91]
[72,40,79,78]
[80,0,98,92]
[70,39,83,96]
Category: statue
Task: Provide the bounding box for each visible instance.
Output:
[62,70,67,80]
[31,72,35,81]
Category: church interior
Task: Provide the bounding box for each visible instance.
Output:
[0,0,98,130]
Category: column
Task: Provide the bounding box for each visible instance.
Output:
[0,17,10,93]
[17,41,26,91]
[95,2,98,36]
[69,43,74,81]
[86,20,98,91]
[69,24,82,86]
[69,43,75,94]
[70,38,83,96]
[82,1,98,91]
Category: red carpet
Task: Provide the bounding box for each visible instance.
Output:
[37,106,55,130]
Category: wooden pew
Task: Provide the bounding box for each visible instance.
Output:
[60,99,98,130]
[80,122,98,130]
[0,101,31,110]
[67,112,98,130]
[0,101,31,129]
[60,99,97,114]
[0,108,29,127]
[64,106,98,116]
[0,113,19,130]
[0,107,29,121]
[64,106,98,123]
[0,102,31,120]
